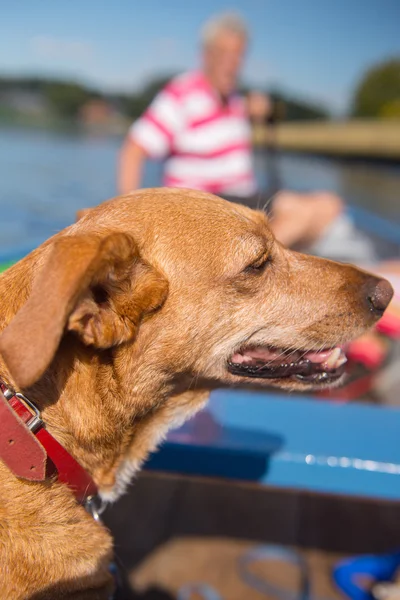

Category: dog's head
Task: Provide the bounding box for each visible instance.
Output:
[0,189,392,498]
[0,188,392,394]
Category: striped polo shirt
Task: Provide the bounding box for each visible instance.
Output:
[130,71,257,196]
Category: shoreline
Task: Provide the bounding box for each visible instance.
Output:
[2,116,400,162]
[253,120,400,162]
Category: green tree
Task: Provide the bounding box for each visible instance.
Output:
[270,91,329,121]
[352,58,400,118]
[43,81,94,118]
[114,74,176,120]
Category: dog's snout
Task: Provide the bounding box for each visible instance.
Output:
[365,277,393,315]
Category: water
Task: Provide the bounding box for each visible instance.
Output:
[1,125,399,259]
[1,126,400,404]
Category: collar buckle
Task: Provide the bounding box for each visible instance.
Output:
[0,378,98,504]
[3,386,43,433]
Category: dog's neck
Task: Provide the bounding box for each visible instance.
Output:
[0,260,209,501]
[43,348,208,501]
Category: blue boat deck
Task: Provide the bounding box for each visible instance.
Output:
[147,390,400,501]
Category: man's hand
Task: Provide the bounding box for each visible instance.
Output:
[246,91,272,123]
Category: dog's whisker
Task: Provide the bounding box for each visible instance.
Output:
[253,346,302,372]
[261,192,277,214]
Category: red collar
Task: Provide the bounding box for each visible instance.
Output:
[0,380,98,505]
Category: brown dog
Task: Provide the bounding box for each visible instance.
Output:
[0,188,393,599]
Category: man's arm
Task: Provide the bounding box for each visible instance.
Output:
[117,138,147,195]
[117,78,183,195]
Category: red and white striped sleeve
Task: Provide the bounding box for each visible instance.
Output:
[129,84,184,158]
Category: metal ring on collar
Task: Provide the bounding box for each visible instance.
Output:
[84,495,107,522]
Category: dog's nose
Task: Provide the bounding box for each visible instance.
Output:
[365,277,393,315]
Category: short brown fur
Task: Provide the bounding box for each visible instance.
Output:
[0,188,391,599]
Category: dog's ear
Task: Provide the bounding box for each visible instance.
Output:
[0,233,168,389]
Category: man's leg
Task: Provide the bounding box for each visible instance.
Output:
[270,190,343,249]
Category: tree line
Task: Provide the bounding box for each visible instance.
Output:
[1,58,398,121]
[0,74,329,122]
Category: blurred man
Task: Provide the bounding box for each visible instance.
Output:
[118,13,255,197]
[117,13,374,260]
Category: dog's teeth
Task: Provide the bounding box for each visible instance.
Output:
[325,348,347,369]
[325,348,340,367]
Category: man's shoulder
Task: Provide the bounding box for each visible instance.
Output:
[165,71,206,98]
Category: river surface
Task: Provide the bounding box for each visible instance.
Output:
[1,125,399,259]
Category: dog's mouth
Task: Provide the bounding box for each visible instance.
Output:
[227,345,348,386]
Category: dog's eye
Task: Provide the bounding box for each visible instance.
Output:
[244,254,271,274]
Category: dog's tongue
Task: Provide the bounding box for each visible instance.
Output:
[232,346,347,369]
[305,347,347,368]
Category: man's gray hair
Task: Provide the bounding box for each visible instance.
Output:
[201,12,249,47]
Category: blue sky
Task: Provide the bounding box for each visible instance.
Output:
[1,0,399,114]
